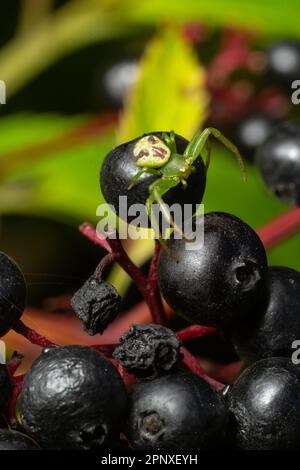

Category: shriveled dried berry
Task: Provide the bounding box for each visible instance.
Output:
[71,276,121,335]
[113,324,182,378]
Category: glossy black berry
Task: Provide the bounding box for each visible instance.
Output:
[0,251,27,336]
[100,132,206,227]
[20,345,128,449]
[0,365,13,412]
[256,121,300,204]
[113,324,182,378]
[157,212,268,328]
[71,276,121,335]
[102,60,139,107]
[0,430,39,450]
[232,266,300,363]
[126,370,227,450]
[227,357,300,449]
[234,114,277,162]
[267,41,300,86]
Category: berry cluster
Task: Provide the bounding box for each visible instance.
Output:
[0,121,300,450]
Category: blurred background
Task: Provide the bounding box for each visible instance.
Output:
[1,0,300,368]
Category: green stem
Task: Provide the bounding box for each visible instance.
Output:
[17,0,54,35]
[0,1,130,99]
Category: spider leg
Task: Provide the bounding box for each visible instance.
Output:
[204,138,211,172]
[128,168,160,190]
[149,178,192,242]
[162,130,177,154]
[184,127,247,181]
[146,194,174,258]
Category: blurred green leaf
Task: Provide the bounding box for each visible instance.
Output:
[0,113,115,222]
[118,28,208,141]
[127,0,300,38]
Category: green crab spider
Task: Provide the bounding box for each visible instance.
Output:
[128,128,246,250]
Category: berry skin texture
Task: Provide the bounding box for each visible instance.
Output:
[0,430,39,450]
[232,266,300,363]
[71,276,121,335]
[20,345,127,449]
[157,212,268,328]
[267,41,300,86]
[0,365,13,412]
[113,324,182,378]
[0,251,27,336]
[256,121,300,204]
[227,357,300,450]
[126,370,228,450]
[100,132,206,227]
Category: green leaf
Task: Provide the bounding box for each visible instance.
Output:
[127,0,300,38]
[118,28,208,142]
[0,113,115,222]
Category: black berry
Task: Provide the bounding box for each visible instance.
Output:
[0,365,12,412]
[113,324,182,378]
[126,370,227,450]
[20,345,128,449]
[71,276,121,335]
[256,121,300,204]
[0,251,27,336]
[100,132,206,226]
[157,212,268,328]
[227,357,300,449]
[234,114,277,162]
[267,41,300,86]
[232,266,300,363]
[0,429,39,450]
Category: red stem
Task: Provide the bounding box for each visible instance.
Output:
[7,355,23,377]
[147,242,168,324]
[181,346,225,391]
[80,223,112,253]
[13,320,57,348]
[7,380,23,427]
[257,207,300,250]
[177,325,217,342]
[80,223,166,324]
[210,361,243,384]
[95,252,119,277]
[13,374,25,383]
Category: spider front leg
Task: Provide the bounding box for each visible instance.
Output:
[128,168,160,190]
[184,127,247,181]
[147,177,191,244]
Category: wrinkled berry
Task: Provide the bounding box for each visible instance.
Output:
[20,345,128,449]
[71,276,121,335]
[113,324,182,378]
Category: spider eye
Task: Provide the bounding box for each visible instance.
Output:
[133,135,171,168]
